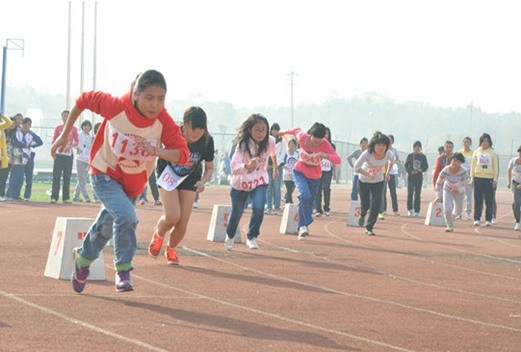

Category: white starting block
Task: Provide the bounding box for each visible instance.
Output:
[207,205,241,242]
[424,202,446,226]
[347,200,367,227]
[44,217,106,280]
[280,203,299,234]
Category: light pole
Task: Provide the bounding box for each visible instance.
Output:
[0,39,24,114]
[288,71,297,128]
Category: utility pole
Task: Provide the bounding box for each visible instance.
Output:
[288,71,297,128]
[0,39,24,115]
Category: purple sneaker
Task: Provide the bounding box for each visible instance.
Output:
[115,270,134,292]
[71,248,90,293]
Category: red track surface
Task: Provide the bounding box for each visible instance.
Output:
[1,185,520,351]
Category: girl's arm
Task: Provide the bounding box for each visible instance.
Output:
[195,160,214,193]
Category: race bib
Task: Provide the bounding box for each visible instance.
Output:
[109,125,156,161]
[299,149,322,166]
[478,153,492,166]
[157,164,188,191]
[321,159,332,171]
[238,175,268,191]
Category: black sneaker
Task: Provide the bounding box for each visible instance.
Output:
[357,214,365,227]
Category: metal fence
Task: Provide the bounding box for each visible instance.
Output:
[30,127,514,188]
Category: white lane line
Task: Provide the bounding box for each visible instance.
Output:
[324,220,521,282]
[134,265,414,352]
[320,222,521,304]
[181,246,521,334]
[401,223,521,265]
[0,289,169,352]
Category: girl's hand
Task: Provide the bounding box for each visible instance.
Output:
[194,180,205,193]
[273,167,279,180]
[133,136,155,156]
[517,184,521,191]
[51,134,69,158]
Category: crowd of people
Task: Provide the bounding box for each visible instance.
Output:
[0,69,518,295]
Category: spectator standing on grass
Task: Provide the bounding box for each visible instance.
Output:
[50,110,78,203]
[279,122,340,240]
[148,106,214,264]
[315,126,336,217]
[433,152,469,232]
[265,122,286,215]
[507,145,521,231]
[7,117,42,200]
[51,69,189,293]
[470,133,498,227]
[353,131,394,236]
[0,114,13,201]
[73,120,93,202]
[21,117,43,201]
[380,134,400,217]
[457,136,474,220]
[346,137,368,201]
[282,138,298,204]
[224,113,277,251]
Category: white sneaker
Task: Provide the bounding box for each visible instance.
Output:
[224,236,234,251]
[491,218,497,225]
[473,220,480,226]
[485,221,492,227]
[193,202,198,208]
[514,223,520,231]
[298,226,309,240]
[246,237,259,249]
[0,196,5,202]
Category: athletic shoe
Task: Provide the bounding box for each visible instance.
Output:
[445,226,454,233]
[273,209,281,215]
[50,199,57,204]
[115,270,134,292]
[298,226,309,240]
[0,196,4,202]
[466,214,471,221]
[138,199,146,205]
[414,212,420,217]
[23,198,30,202]
[148,232,164,258]
[407,210,413,217]
[378,213,385,220]
[473,220,481,226]
[491,218,497,225]
[325,211,331,217]
[514,223,520,231]
[165,246,180,265]
[365,229,376,236]
[485,221,492,227]
[63,199,72,204]
[85,199,91,203]
[71,248,90,293]
[193,201,198,208]
[154,200,162,206]
[357,215,365,227]
[315,212,322,218]
[73,197,82,202]
[455,215,462,220]
[394,212,400,216]
[224,235,234,251]
[246,237,259,249]
[265,209,272,215]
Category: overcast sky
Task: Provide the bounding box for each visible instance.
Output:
[2,0,520,113]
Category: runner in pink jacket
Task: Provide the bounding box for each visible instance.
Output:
[279,123,340,240]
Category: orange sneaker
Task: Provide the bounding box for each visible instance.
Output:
[148,232,164,258]
[165,245,180,265]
